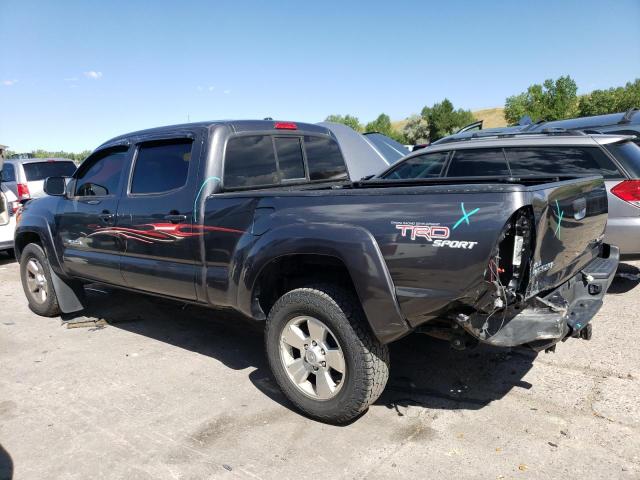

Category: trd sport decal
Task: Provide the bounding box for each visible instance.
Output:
[395,224,450,241]
[393,222,478,250]
[453,202,480,230]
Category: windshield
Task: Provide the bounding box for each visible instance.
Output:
[605,141,640,178]
[362,133,410,164]
[23,161,77,181]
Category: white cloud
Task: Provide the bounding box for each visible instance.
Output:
[2,79,17,86]
[83,71,103,80]
[223,89,231,95]
[208,85,215,91]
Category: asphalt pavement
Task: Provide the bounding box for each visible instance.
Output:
[1,253,639,479]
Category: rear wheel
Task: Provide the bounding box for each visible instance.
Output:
[19,243,60,317]
[265,284,389,423]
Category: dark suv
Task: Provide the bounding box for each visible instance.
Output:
[380,132,640,258]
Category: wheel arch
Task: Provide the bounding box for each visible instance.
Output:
[237,223,411,344]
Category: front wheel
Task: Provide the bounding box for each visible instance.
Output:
[265,284,390,423]
[19,243,61,317]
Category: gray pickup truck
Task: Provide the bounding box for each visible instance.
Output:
[15,120,618,423]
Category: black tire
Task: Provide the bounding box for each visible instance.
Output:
[19,243,61,317]
[265,284,390,423]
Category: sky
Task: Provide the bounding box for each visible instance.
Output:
[1,0,639,152]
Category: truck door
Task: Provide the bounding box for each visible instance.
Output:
[57,146,130,285]
[116,136,202,300]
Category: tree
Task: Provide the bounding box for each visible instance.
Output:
[5,149,92,164]
[420,99,475,141]
[364,113,407,143]
[402,115,430,144]
[578,79,640,116]
[324,114,363,132]
[504,76,579,124]
[364,113,393,135]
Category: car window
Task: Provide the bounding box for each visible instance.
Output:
[447,148,509,177]
[275,137,305,180]
[22,161,77,181]
[506,147,622,179]
[224,135,278,188]
[75,148,128,197]
[1,163,16,182]
[604,141,640,177]
[304,135,348,181]
[383,152,448,179]
[130,140,192,194]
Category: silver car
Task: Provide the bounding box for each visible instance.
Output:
[1,158,77,201]
[378,132,640,259]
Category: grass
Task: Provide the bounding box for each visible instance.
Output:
[391,107,507,136]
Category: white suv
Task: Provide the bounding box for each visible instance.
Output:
[0,183,18,254]
[2,158,77,201]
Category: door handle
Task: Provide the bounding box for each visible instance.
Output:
[99,212,115,223]
[164,214,187,223]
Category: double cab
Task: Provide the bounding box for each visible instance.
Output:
[15,120,618,423]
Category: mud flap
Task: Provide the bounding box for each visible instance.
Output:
[50,270,85,313]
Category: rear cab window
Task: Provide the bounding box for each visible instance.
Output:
[505,147,622,179]
[223,134,347,189]
[447,148,510,177]
[274,137,305,180]
[23,161,76,181]
[304,135,347,181]
[224,136,278,188]
[604,141,640,177]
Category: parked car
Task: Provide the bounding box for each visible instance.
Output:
[15,120,618,423]
[317,122,410,178]
[434,108,640,146]
[1,157,77,201]
[528,108,640,143]
[0,183,19,254]
[382,131,640,259]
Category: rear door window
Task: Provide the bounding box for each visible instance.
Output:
[75,148,128,197]
[506,147,622,179]
[604,141,640,177]
[130,140,193,194]
[224,135,278,188]
[304,135,348,181]
[23,161,76,181]
[447,148,509,177]
[275,137,305,180]
[384,152,448,179]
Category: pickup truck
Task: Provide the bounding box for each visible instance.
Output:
[15,120,619,423]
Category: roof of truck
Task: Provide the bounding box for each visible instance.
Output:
[99,120,331,148]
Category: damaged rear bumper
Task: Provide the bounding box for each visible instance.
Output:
[459,245,619,350]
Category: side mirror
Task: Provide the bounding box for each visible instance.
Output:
[44,176,67,196]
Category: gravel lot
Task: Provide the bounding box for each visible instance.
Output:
[1,253,639,479]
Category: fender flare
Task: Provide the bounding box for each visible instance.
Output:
[15,220,84,314]
[235,223,410,344]
[14,217,63,273]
